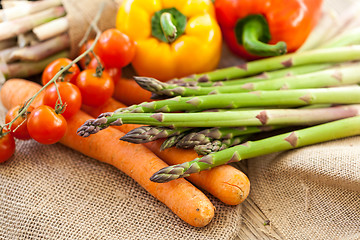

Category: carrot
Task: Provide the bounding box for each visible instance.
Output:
[84,97,251,205]
[0,79,44,110]
[1,79,215,227]
[113,77,153,105]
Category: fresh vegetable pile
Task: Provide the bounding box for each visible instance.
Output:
[2,0,360,230]
[0,1,250,227]
[77,44,360,183]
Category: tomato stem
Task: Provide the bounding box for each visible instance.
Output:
[91,49,104,77]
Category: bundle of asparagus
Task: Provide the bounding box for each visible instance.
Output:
[76,44,360,183]
[0,0,70,81]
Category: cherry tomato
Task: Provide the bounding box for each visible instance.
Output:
[27,105,67,145]
[79,39,95,69]
[0,130,16,163]
[88,58,122,85]
[43,82,82,119]
[42,58,81,85]
[5,105,34,140]
[76,69,114,107]
[94,28,135,68]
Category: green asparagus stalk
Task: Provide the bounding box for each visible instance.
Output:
[8,33,70,62]
[150,115,360,182]
[173,46,360,83]
[136,64,360,97]
[193,135,251,155]
[160,131,192,151]
[77,104,360,135]
[169,63,333,87]
[112,87,360,114]
[0,6,66,41]
[176,125,282,149]
[0,50,69,79]
[120,126,190,144]
[320,27,360,49]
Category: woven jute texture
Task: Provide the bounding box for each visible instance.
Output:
[61,0,120,58]
[246,138,360,240]
[0,98,244,240]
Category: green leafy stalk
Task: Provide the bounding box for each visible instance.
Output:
[77,104,360,136]
[160,131,190,151]
[195,63,334,87]
[136,64,360,97]
[194,135,251,155]
[174,46,360,83]
[150,115,360,182]
[176,125,281,149]
[120,126,190,144]
[111,87,360,114]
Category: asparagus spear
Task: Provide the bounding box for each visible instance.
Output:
[33,16,69,41]
[194,135,251,155]
[0,6,65,41]
[1,0,62,21]
[0,50,69,79]
[168,63,334,87]
[136,64,360,97]
[9,33,70,62]
[176,126,281,149]
[112,87,360,114]
[160,131,193,151]
[120,126,190,144]
[150,115,360,182]
[77,104,360,135]
[173,46,360,83]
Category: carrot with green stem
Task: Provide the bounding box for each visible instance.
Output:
[0,78,215,227]
[83,97,251,205]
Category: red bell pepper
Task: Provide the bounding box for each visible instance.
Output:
[214,0,323,60]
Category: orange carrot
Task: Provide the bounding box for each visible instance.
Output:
[1,79,215,227]
[113,77,153,105]
[84,97,251,205]
[1,79,44,110]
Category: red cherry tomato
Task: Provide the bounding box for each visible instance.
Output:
[27,106,67,145]
[43,82,82,119]
[79,39,95,69]
[5,105,34,140]
[88,58,122,85]
[42,58,81,85]
[94,28,135,68]
[0,130,16,163]
[76,69,114,107]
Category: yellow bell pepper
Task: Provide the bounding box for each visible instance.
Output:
[116,0,222,81]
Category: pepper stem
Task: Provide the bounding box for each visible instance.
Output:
[151,8,186,43]
[160,12,177,43]
[235,14,287,57]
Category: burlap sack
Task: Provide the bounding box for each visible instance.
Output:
[0,102,243,239]
[1,0,360,239]
[61,0,121,58]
